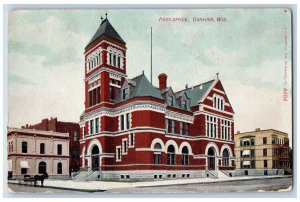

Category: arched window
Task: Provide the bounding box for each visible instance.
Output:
[96,55,99,66]
[57,144,62,155]
[22,142,27,153]
[57,162,62,174]
[98,52,102,65]
[153,143,162,165]
[167,145,176,165]
[222,149,230,166]
[38,161,47,174]
[117,55,121,68]
[113,54,116,67]
[40,143,45,154]
[182,146,189,165]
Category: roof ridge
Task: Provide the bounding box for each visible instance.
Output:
[176,79,215,94]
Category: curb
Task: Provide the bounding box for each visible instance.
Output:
[7,182,106,193]
[135,176,292,188]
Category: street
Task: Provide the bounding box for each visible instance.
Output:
[7,177,292,194]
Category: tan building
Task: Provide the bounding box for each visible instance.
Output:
[234,128,291,176]
[7,128,70,179]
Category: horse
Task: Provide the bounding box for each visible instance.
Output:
[33,172,49,187]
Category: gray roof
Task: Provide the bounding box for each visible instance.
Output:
[115,74,164,103]
[86,19,125,48]
[176,79,215,107]
[130,74,164,100]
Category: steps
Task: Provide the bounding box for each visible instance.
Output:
[206,170,218,178]
[72,171,102,181]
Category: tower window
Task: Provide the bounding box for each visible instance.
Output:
[117,56,121,68]
[113,54,116,67]
[110,86,115,100]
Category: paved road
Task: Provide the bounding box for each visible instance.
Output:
[7,177,292,195]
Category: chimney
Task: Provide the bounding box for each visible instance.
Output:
[237,131,240,134]
[255,128,260,132]
[158,73,167,90]
[185,84,188,89]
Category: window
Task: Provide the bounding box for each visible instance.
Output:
[264,160,268,168]
[57,162,62,174]
[116,147,121,161]
[97,87,101,103]
[206,116,217,138]
[154,143,162,164]
[110,86,115,100]
[165,119,171,133]
[21,168,27,174]
[57,144,62,155]
[126,113,130,129]
[109,53,112,65]
[122,88,129,100]
[222,149,229,166]
[182,146,189,165]
[129,133,134,147]
[38,161,47,174]
[272,136,276,144]
[95,118,99,134]
[93,89,96,105]
[213,95,224,110]
[221,120,230,140]
[90,120,94,135]
[122,139,128,154]
[180,122,183,135]
[167,96,173,106]
[167,145,176,165]
[251,160,256,169]
[181,100,187,110]
[22,142,27,153]
[120,115,125,131]
[171,120,175,133]
[154,153,161,164]
[117,56,121,68]
[88,91,92,107]
[263,149,267,157]
[240,140,243,147]
[113,54,116,67]
[251,150,255,157]
[250,139,255,146]
[40,143,45,154]
[186,123,190,135]
[263,137,267,144]
[73,132,78,141]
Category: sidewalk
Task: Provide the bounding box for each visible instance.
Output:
[8,175,290,192]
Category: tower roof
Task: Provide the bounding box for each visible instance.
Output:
[86,18,125,49]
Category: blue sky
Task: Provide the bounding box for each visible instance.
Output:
[8,9,292,140]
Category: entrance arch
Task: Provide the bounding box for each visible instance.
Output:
[87,139,102,171]
[207,147,216,170]
[91,145,100,171]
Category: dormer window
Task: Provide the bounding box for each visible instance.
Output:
[123,88,129,100]
[181,100,187,110]
[167,96,174,106]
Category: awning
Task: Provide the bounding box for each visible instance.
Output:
[242,150,250,156]
[243,161,251,166]
[20,160,29,168]
[8,160,12,172]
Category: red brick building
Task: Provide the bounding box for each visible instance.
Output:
[22,117,80,174]
[78,16,235,180]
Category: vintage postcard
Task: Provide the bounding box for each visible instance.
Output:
[6,8,293,195]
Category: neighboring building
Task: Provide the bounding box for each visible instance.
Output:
[22,117,80,173]
[234,128,291,175]
[78,16,235,180]
[7,128,69,179]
